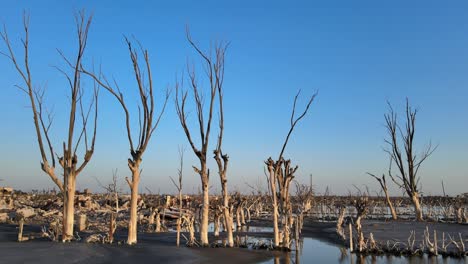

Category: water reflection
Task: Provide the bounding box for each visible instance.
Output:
[262,238,467,264]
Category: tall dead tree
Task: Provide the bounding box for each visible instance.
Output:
[384,99,436,221]
[1,12,98,241]
[175,29,227,246]
[212,44,234,247]
[265,90,317,249]
[81,38,169,244]
[367,172,397,220]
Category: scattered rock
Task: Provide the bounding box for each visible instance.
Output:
[16,208,36,218]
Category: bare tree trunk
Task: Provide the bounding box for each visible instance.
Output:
[155,211,161,232]
[109,213,115,244]
[222,192,233,246]
[236,205,242,229]
[355,216,365,252]
[282,214,291,249]
[368,173,398,220]
[127,169,140,245]
[115,192,119,213]
[214,214,220,237]
[240,207,246,226]
[18,218,24,242]
[200,182,209,245]
[176,189,182,247]
[336,207,346,240]
[268,167,280,247]
[386,194,398,220]
[176,218,181,246]
[455,207,463,224]
[63,171,76,241]
[216,152,233,246]
[412,192,423,221]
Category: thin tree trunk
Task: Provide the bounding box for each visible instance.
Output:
[176,189,182,247]
[269,169,280,247]
[200,181,209,246]
[385,192,398,220]
[240,207,246,226]
[115,192,119,213]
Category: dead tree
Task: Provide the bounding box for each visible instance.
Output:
[1,12,98,241]
[81,38,169,244]
[367,172,397,220]
[384,99,436,221]
[351,191,370,252]
[175,29,227,246]
[265,90,317,249]
[95,169,120,213]
[212,44,234,247]
[294,182,314,213]
[170,146,185,247]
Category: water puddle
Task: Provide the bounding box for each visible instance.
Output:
[260,237,467,264]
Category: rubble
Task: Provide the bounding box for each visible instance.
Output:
[0,189,202,243]
[15,208,36,218]
[0,212,8,223]
[0,187,14,209]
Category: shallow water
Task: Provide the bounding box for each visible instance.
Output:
[261,238,467,264]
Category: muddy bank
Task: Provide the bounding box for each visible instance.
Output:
[245,218,468,250]
[0,224,273,264]
[360,220,468,245]
[1,219,466,263]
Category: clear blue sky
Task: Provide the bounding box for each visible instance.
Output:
[1,1,467,195]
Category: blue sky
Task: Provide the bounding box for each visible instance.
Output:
[0,1,467,195]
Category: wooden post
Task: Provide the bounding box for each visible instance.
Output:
[442,232,445,250]
[18,218,24,242]
[349,223,353,252]
[78,214,87,231]
[434,230,438,255]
